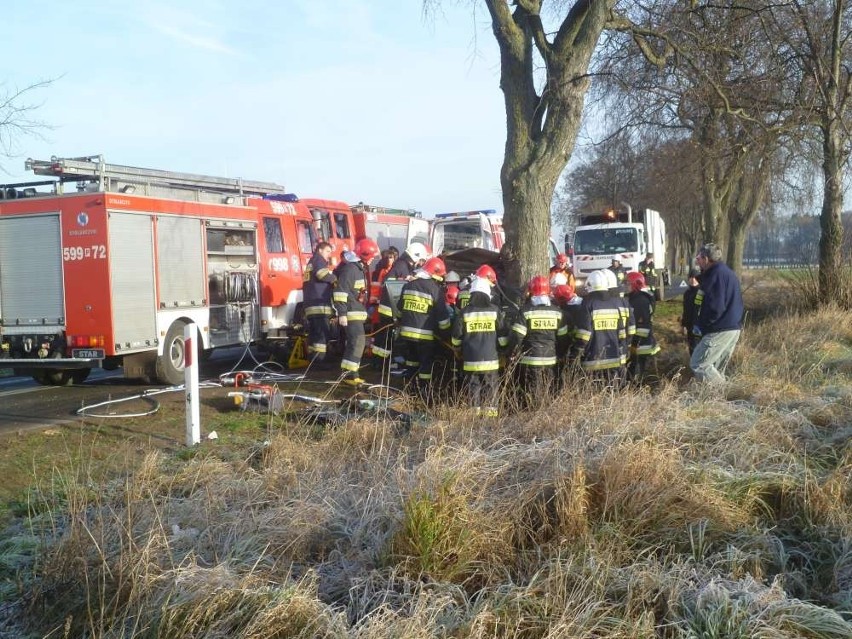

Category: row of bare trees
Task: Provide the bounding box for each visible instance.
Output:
[562,1,851,301]
[428,1,849,306]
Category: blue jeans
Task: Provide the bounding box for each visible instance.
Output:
[690,329,741,383]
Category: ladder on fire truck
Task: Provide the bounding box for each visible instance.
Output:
[25,155,289,200]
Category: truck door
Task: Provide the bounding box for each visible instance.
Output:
[259,215,303,308]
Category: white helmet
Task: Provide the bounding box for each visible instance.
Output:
[586,270,610,293]
[405,241,429,264]
[445,270,460,284]
[470,276,492,296]
[602,268,618,290]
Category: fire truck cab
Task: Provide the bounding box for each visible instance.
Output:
[0,155,317,385]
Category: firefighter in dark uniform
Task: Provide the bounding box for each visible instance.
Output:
[638,252,659,296]
[603,268,635,368]
[332,238,380,386]
[302,241,336,368]
[455,264,497,312]
[680,267,701,354]
[507,275,567,406]
[626,271,660,382]
[553,283,584,387]
[384,241,429,281]
[397,257,451,398]
[608,257,627,295]
[374,241,430,367]
[575,269,627,386]
[451,276,508,417]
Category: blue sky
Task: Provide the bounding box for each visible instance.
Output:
[1,1,510,215]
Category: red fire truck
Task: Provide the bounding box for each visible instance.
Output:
[0,155,348,385]
[349,202,430,251]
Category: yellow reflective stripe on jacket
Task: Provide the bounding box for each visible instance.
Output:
[346,311,368,321]
[333,291,349,303]
[304,305,334,317]
[400,326,435,340]
[575,329,592,342]
[512,323,528,336]
[463,360,499,372]
[582,357,623,370]
[635,327,651,338]
[378,304,394,317]
[316,267,332,279]
[520,355,557,366]
[636,344,660,356]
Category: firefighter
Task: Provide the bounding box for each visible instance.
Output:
[374,242,428,369]
[456,264,497,311]
[608,257,627,294]
[507,275,566,407]
[626,271,660,382]
[603,268,635,367]
[574,269,627,386]
[397,257,451,398]
[549,253,576,289]
[638,252,659,297]
[680,267,701,355]
[553,283,584,386]
[302,241,336,368]
[451,276,507,417]
[444,270,461,311]
[385,241,429,281]
[333,238,380,386]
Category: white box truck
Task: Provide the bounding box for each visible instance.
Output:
[571,206,668,298]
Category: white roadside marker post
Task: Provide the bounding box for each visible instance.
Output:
[184,323,201,446]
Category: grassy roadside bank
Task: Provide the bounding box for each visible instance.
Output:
[0,277,850,637]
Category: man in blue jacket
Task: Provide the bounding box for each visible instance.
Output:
[690,243,744,383]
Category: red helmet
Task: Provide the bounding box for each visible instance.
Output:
[553,284,576,304]
[555,253,570,268]
[355,238,380,262]
[626,271,646,292]
[528,275,550,298]
[445,286,459,306]
[475,264,497,285]
[422,256,447,279]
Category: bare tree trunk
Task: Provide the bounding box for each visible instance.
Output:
[819,125,845,303]
[727,218,748,274]
[486,0,613,286]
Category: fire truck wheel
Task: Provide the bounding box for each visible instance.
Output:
[156,321,188,385]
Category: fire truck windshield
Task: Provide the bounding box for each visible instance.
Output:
[573,227,638,255]
[433,220,494,254]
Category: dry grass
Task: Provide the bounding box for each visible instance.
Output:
[1,298,851,637]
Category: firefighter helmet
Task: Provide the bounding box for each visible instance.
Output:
[470,276,492,296]
[355,238,380,262]
[555,253,570,268]
[528,275,550,298]
[475,264,497,285]
[422,256,447,280]
[602,268,618,290]
[627,271,646,292]
[586,270,610,293]
[445,270,461,284]
[553,284,576,304]
[405,241,430,264]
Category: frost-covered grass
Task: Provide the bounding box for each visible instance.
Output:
[1,301,850,638]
